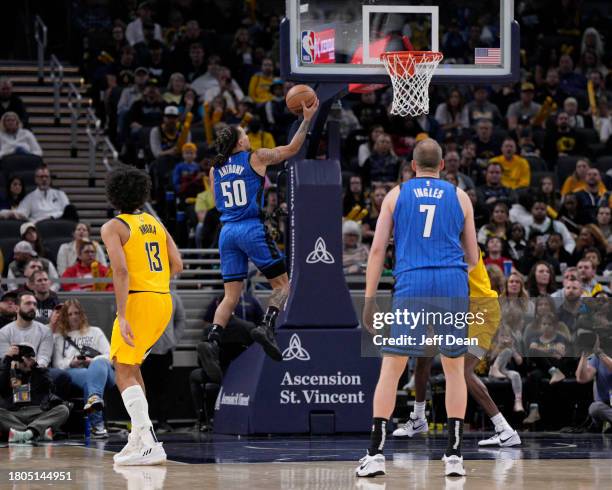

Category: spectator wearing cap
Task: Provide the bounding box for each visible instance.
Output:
[172,143,199,194]
[125,1,163,46]
[506,83,541,130]
[61,240,112,292]
[488,138,531,190]
[575,168,607,223]
[466,87,503,127]
[0,341,69,444]
[127,81,165,134]
[7,244,59,293]
[56,222,107,276]
[29,270,59,325]
[0,291,18,328]
[14,166,78,223]
[0,78,28,126]
[0,112,41,159]
[248,58,275,105]
[149,105,188,159]
[19,222,49,258]
[203,67,244,112]
[116,66,149,118]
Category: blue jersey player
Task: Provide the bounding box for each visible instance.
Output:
[198,97,319,382]
[356,139,479,479]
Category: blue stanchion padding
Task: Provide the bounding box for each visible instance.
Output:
[279,159,358,328]
[213,329,379,434]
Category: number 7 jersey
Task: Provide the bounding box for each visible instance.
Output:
[114,211,171,293]
[393,177,466,275]
[213,151,265,223]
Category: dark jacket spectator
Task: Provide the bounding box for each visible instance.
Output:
[0,78,28,127]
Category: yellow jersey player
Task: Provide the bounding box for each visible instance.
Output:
[393,252,521,448]
[101,166,183,466]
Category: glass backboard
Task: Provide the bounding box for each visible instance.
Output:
[281,0,519,84]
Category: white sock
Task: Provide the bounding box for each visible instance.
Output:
[491,413,511,433]
[413,401,426,420]
[121,385,157,445]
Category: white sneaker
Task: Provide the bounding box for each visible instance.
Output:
[478,428,521,447]
[442,454,466,477]
[113,432,141,463]
[114,464,167,489]
[114,442,167,466]
[356,453,386,477]
[392,414,428,437]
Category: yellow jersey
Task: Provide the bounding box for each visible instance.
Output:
[469,255,498,298]
[468,254,501,354]
[115,212,170,293]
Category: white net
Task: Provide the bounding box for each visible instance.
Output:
[380,51,443,117]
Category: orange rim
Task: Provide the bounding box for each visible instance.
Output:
[380,51,443,63]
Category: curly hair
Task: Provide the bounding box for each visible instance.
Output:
[105,165,151,213]
[212,125,241,168]
[56,299,90,337]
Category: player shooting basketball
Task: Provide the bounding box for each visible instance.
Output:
[357,139,479,478]
[199,97,320,383]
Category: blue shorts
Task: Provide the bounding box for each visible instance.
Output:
[382,267,469,358]
[219,219,285,282]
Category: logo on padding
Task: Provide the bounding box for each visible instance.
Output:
[282,334,311,361]
[306,237,335,264]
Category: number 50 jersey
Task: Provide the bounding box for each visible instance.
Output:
[393,177,466,275]
[213,151,265,223]
[114,212,170,293]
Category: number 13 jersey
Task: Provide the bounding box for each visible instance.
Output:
[393,177,466,275]
[115,212,170,293]
[213,151,265,223]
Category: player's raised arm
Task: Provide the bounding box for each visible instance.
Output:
[456,187,479,270]
[365,186,399,298]
[101,219,133,346]
[251,98,320,168]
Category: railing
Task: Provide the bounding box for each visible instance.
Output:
[49,55,63,126]
[66,82,82,157]
[34,16,47,84]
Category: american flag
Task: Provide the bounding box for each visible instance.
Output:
[475,48,501,65]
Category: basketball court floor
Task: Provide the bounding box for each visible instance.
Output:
[2,432,610,489]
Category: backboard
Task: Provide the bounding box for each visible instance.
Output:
[281,0,520,85]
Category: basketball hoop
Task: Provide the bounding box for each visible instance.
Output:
[380,51,443,117]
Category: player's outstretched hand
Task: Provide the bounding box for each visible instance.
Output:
[301,97,320,122]
[119,316,135,347]
[362,297,380,335]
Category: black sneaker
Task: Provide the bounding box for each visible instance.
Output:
[197,341,223,384]
[250,324,283,361]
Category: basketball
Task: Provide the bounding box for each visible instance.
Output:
[285,84,317,115]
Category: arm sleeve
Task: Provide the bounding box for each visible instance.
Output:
[6,268,17,291]
[556,221,576,253]
[46,261,60,293]
[56,243,69,276]
[15,193,32,219]
[0,327,10,359]
[36,327,54,368]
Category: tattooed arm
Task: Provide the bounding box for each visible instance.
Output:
[251,98,320,169]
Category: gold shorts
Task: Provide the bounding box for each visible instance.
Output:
[110,292,173,365]
[467,297,501,358]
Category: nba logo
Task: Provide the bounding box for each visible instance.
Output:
[301,31,315,63]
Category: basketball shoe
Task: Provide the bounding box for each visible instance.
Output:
[392,414,428,437]
[356,453,386,477]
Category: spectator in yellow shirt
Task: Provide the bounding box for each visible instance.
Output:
[247,116,276,150]
[489,138,531,190]
[248,58,275,104]
[560,158,608,196]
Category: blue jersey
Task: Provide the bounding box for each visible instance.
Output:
[393,178,466,275]
[213,151,264,223]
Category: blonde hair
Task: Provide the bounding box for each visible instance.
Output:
[56,299,90,336]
